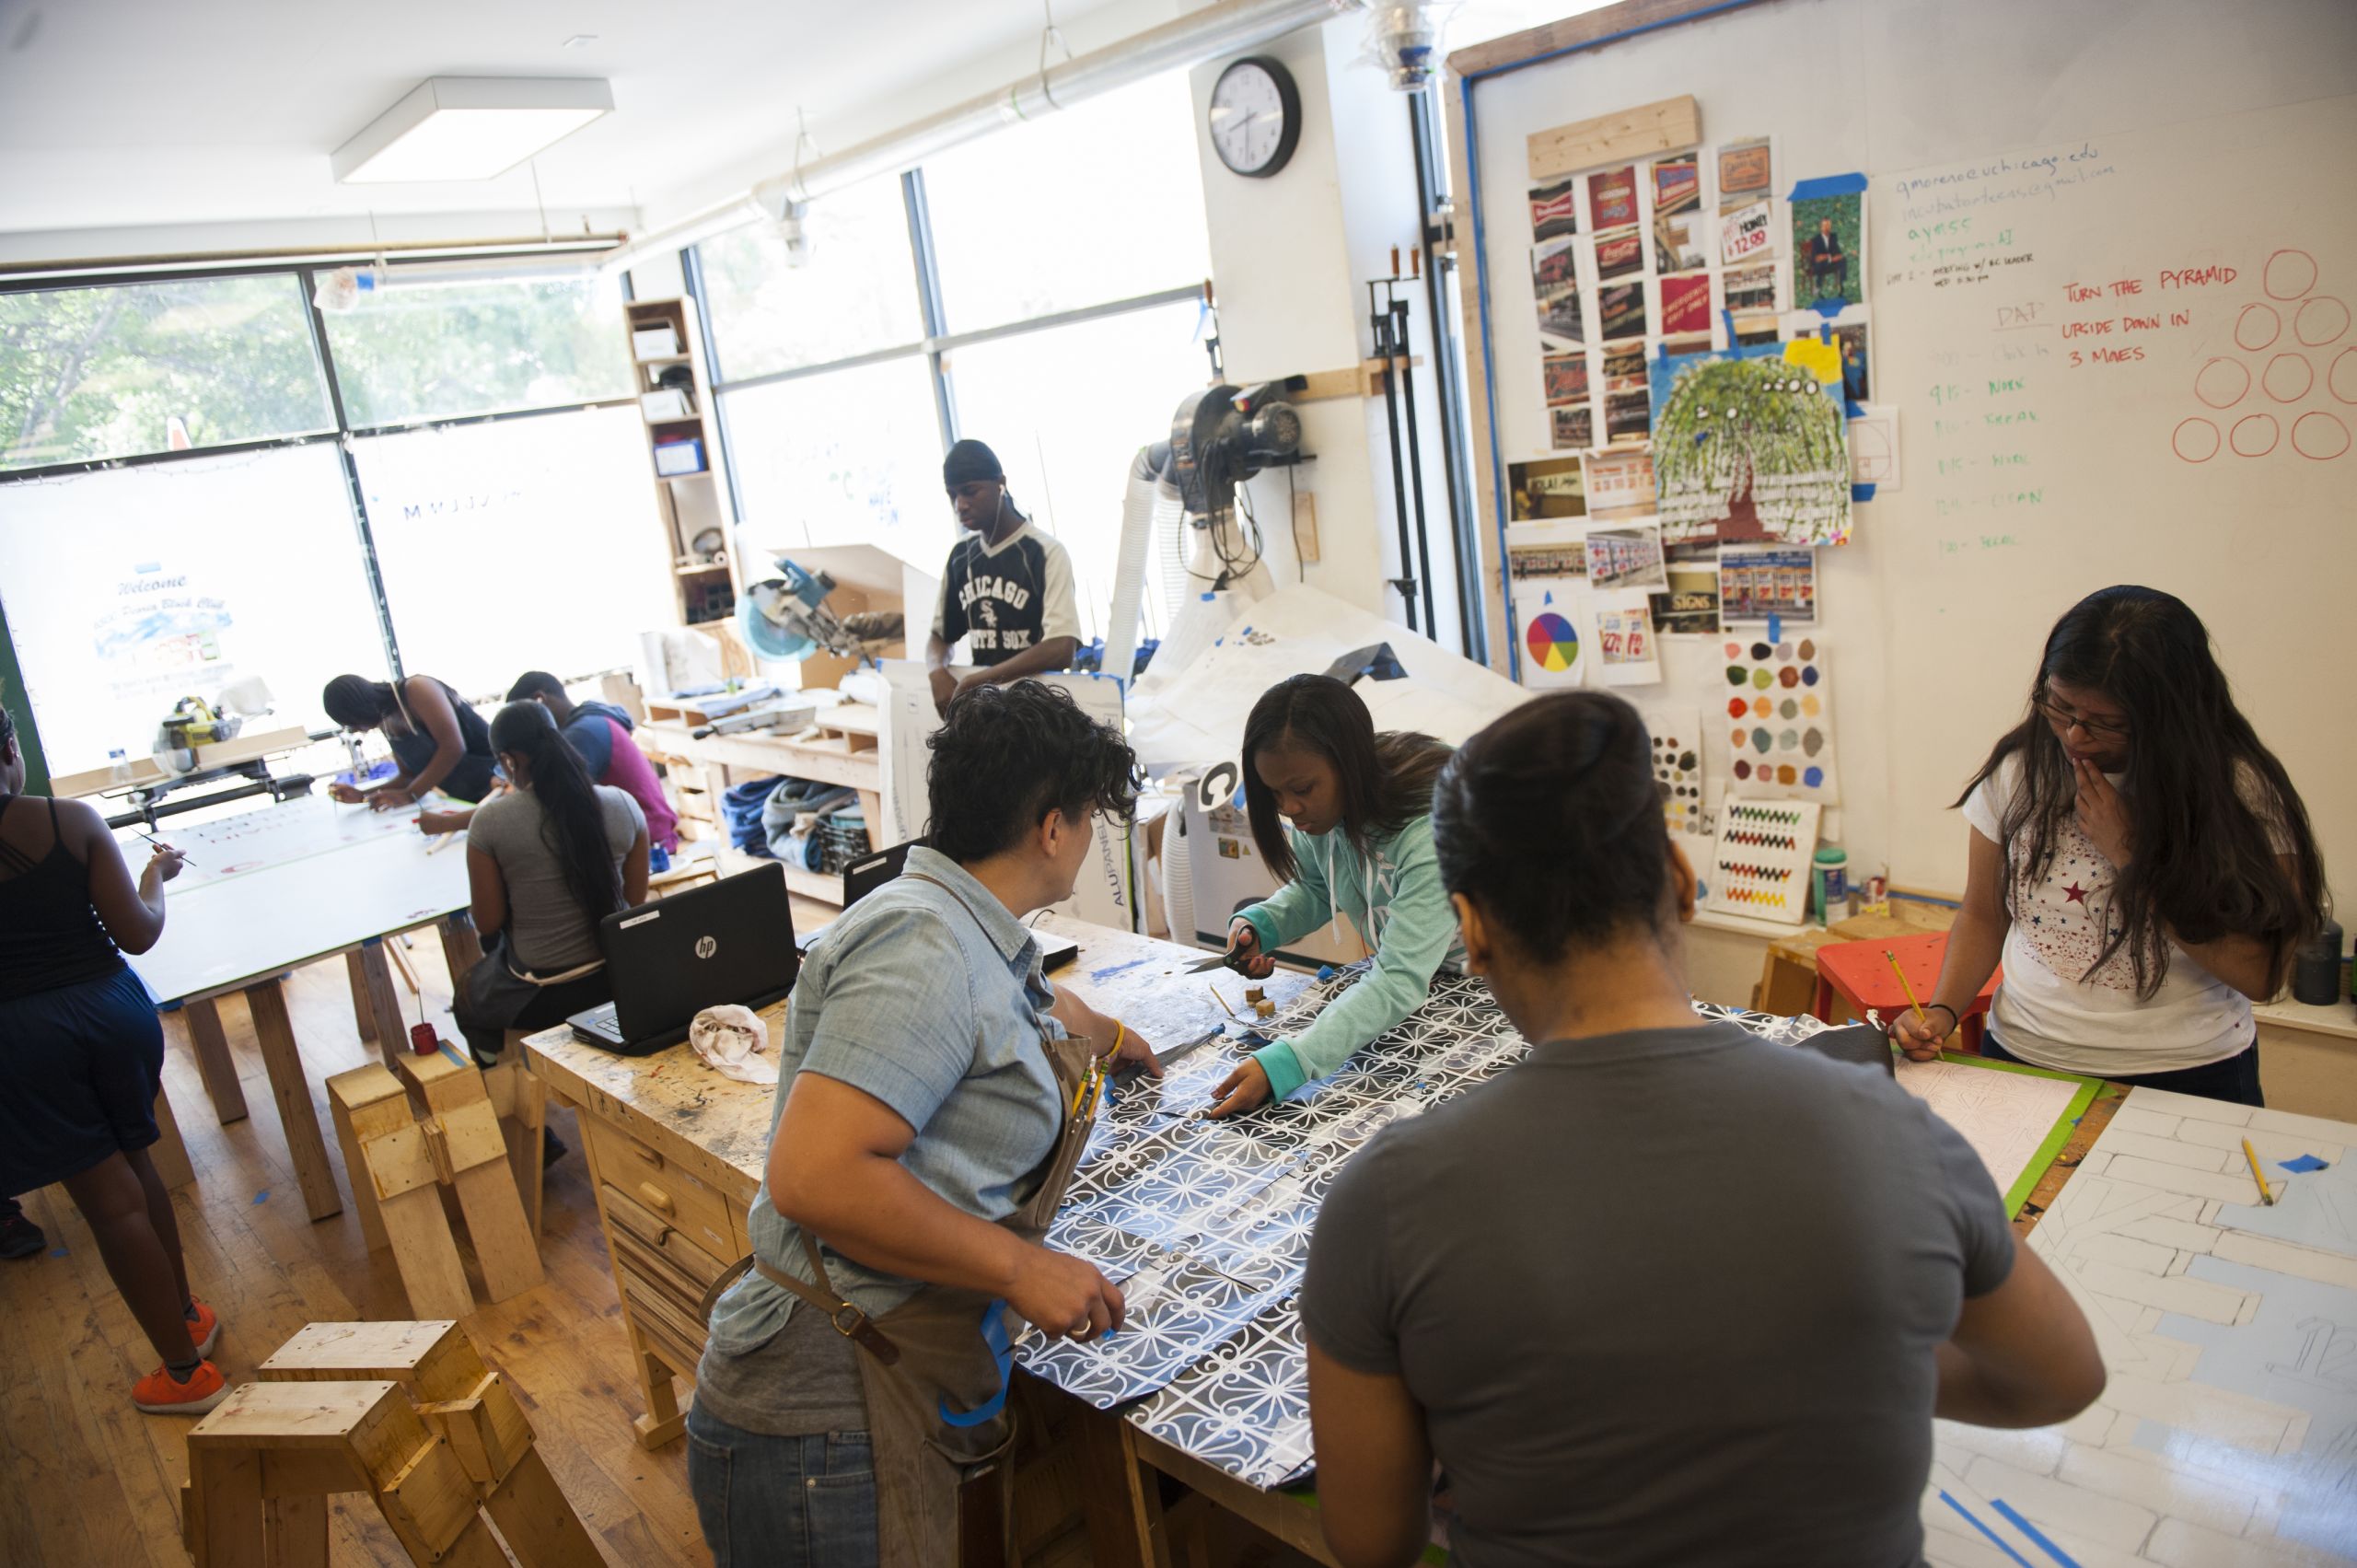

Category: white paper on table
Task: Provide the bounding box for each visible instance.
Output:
[1892,1057,2083,1200]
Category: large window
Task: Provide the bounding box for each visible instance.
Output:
[0,445,387,775]
[696,69,1216,659]
[0,274,334,470]
[323,273,634,428]
[354,405,676,699]
[698,175,926,380]
[724,356,948,570]
[922,75,1212,332]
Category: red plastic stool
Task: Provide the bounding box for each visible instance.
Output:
[1813,932,1999,1053]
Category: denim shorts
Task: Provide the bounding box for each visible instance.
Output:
[686,1401,877,1568]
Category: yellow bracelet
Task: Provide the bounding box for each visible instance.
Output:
[1106,1022,1126,1060]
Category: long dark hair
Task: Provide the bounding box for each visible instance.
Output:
[322,674,398,730]
[1241,675,1450,883]
[1434,691,1670,963]
[490,702,623,927]
[1956,586,2323,998]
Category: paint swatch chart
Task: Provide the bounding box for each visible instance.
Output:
[1707,798,1819,922]
[1644,705,1708,835]
[1722,633,1840,805]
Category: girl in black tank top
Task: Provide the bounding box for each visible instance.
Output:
[321,673,499,806]
[0,703,230,1415]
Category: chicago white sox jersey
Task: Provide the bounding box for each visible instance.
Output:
[930,518,1082,666]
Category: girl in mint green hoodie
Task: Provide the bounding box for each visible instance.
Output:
[1206,675,1464,1118]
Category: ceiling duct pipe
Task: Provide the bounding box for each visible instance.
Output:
[601,0,1359,275]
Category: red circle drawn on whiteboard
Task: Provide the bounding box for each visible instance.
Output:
[2171,418,2221,463]
[2330,347,2357,404]
[2194,357,2250,408]
[2264,250,2318,301]
[2291,412,2350,460]
[2295,296,2349,346]
[2230,414,2280,457]
[2235,306,2280,351]
[2263,354,2314,403]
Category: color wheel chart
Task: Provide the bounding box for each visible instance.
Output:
[1706,798,1820,923]
[1525,610,1581,675]
[1721,633,1840,805]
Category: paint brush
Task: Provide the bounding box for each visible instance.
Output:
[2241,1137,2276,1206]
[1883,948,1929,1029]
[139,832,195,866]
[1209,983,1238,1020]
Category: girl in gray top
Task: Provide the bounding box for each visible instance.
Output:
[454,702,647,1066]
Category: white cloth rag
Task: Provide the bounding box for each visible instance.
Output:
[689,1005,778,1085]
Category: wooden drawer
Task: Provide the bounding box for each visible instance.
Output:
[606,1183,735,1296]
[621,1270,712,1375]
[584,1118,740,1260]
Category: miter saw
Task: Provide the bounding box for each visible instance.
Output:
[736,557,903,664]
[153,695,241,775]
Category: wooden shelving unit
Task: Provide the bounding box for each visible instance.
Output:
[621,296,739,629]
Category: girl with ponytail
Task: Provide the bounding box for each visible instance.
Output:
[453,702,649,1065]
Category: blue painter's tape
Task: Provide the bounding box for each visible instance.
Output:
[1200,592,1214,601]
[1542,590,1553,606]
[1936,1493,2036,1568]
[1767,611,1782,645]
[937,1299,1016,1427]
[253,1191,270,1205]
[1789,171,1868,202]
[2281,1153,2330,1173]
[1654,340,1670,361]
[1809,297,1848,321]
[1845,398,1866,419]
[1852,482,1877,504]
[1990,1500,2083,1567]
[1720,308,1737,342]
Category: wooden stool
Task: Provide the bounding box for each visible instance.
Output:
[326,1044,545,1320]
[1813,932,2000,1052]
[183,1320,600,1567]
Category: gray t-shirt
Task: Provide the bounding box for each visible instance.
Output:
[465,784,643,972]
[1302,1020,2014,1568]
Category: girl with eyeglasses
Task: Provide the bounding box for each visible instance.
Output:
[1888,587,2326,1104]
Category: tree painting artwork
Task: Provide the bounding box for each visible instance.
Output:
[1651,347,1851,546]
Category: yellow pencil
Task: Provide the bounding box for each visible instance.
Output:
[1209,984,1238,1020]
[2241,1138,2276,1206]
[1884,949,1929,1028]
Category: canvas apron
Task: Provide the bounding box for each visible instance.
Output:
[735,872,1097,1568]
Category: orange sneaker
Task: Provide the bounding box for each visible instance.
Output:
[185,1298,220,1358]
[132,1360,229,1416]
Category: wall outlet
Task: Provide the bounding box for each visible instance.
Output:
[1292,489,1320,563]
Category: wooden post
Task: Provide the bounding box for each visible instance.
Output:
[437,914,484,979]
[150,1083,198,1191]
[329,1066,471,1320]
[352,941,411,1072]
[344,952,381,1050]
[483,1048,548,1239]
[397,1047,545,1302]
[1070,1399,1158,1568]
[324,1066,391,1252]
[180,996,251,1123]
[631,1344,687,1450]
[243,979,343,1222]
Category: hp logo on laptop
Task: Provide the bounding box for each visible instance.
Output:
[694,935,717,959]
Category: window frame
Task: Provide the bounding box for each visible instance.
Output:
[0,253,640,693]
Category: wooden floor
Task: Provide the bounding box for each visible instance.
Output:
[0,894,1323,1568]
[0,926,721,1568]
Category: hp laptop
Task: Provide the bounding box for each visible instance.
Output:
[797,837,1079,970]
[568,865,800,1054]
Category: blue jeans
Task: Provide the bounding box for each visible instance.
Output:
[687,1404,877,1568]
[1982,1031,2264,1108]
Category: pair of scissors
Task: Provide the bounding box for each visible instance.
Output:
[1187,946,1250,974]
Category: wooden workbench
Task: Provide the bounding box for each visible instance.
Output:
[526,916,2126,1568]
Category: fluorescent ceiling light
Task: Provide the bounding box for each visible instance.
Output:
[333,77,612,183]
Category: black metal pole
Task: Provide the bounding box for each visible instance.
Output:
[1371,283,1419,632]
[1393,297,1439,637]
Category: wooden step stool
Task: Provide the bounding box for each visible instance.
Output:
[183,1320,601,1566]
[326,1043,545,1321]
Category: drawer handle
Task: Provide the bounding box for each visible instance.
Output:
[637,1182,675,1216]
[630,1142,662,1167]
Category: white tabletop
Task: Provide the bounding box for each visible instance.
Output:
[124,795,470,1005]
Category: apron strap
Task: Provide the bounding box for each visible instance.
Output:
[744,1241,905,1366]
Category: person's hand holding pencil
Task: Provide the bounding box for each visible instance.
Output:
[1880,948,1956,1063]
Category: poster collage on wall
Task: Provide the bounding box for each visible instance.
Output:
[1510,122,1885,864]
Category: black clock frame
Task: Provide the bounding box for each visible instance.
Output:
[1210,55,1302,180]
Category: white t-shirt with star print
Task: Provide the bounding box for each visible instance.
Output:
[1962,754,2287,1076]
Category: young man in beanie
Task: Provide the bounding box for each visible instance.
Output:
[926,438,1083,714]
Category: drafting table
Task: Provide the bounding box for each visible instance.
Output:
[122,794,474,1222]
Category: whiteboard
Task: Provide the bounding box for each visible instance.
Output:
[1458,0,2357,896]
